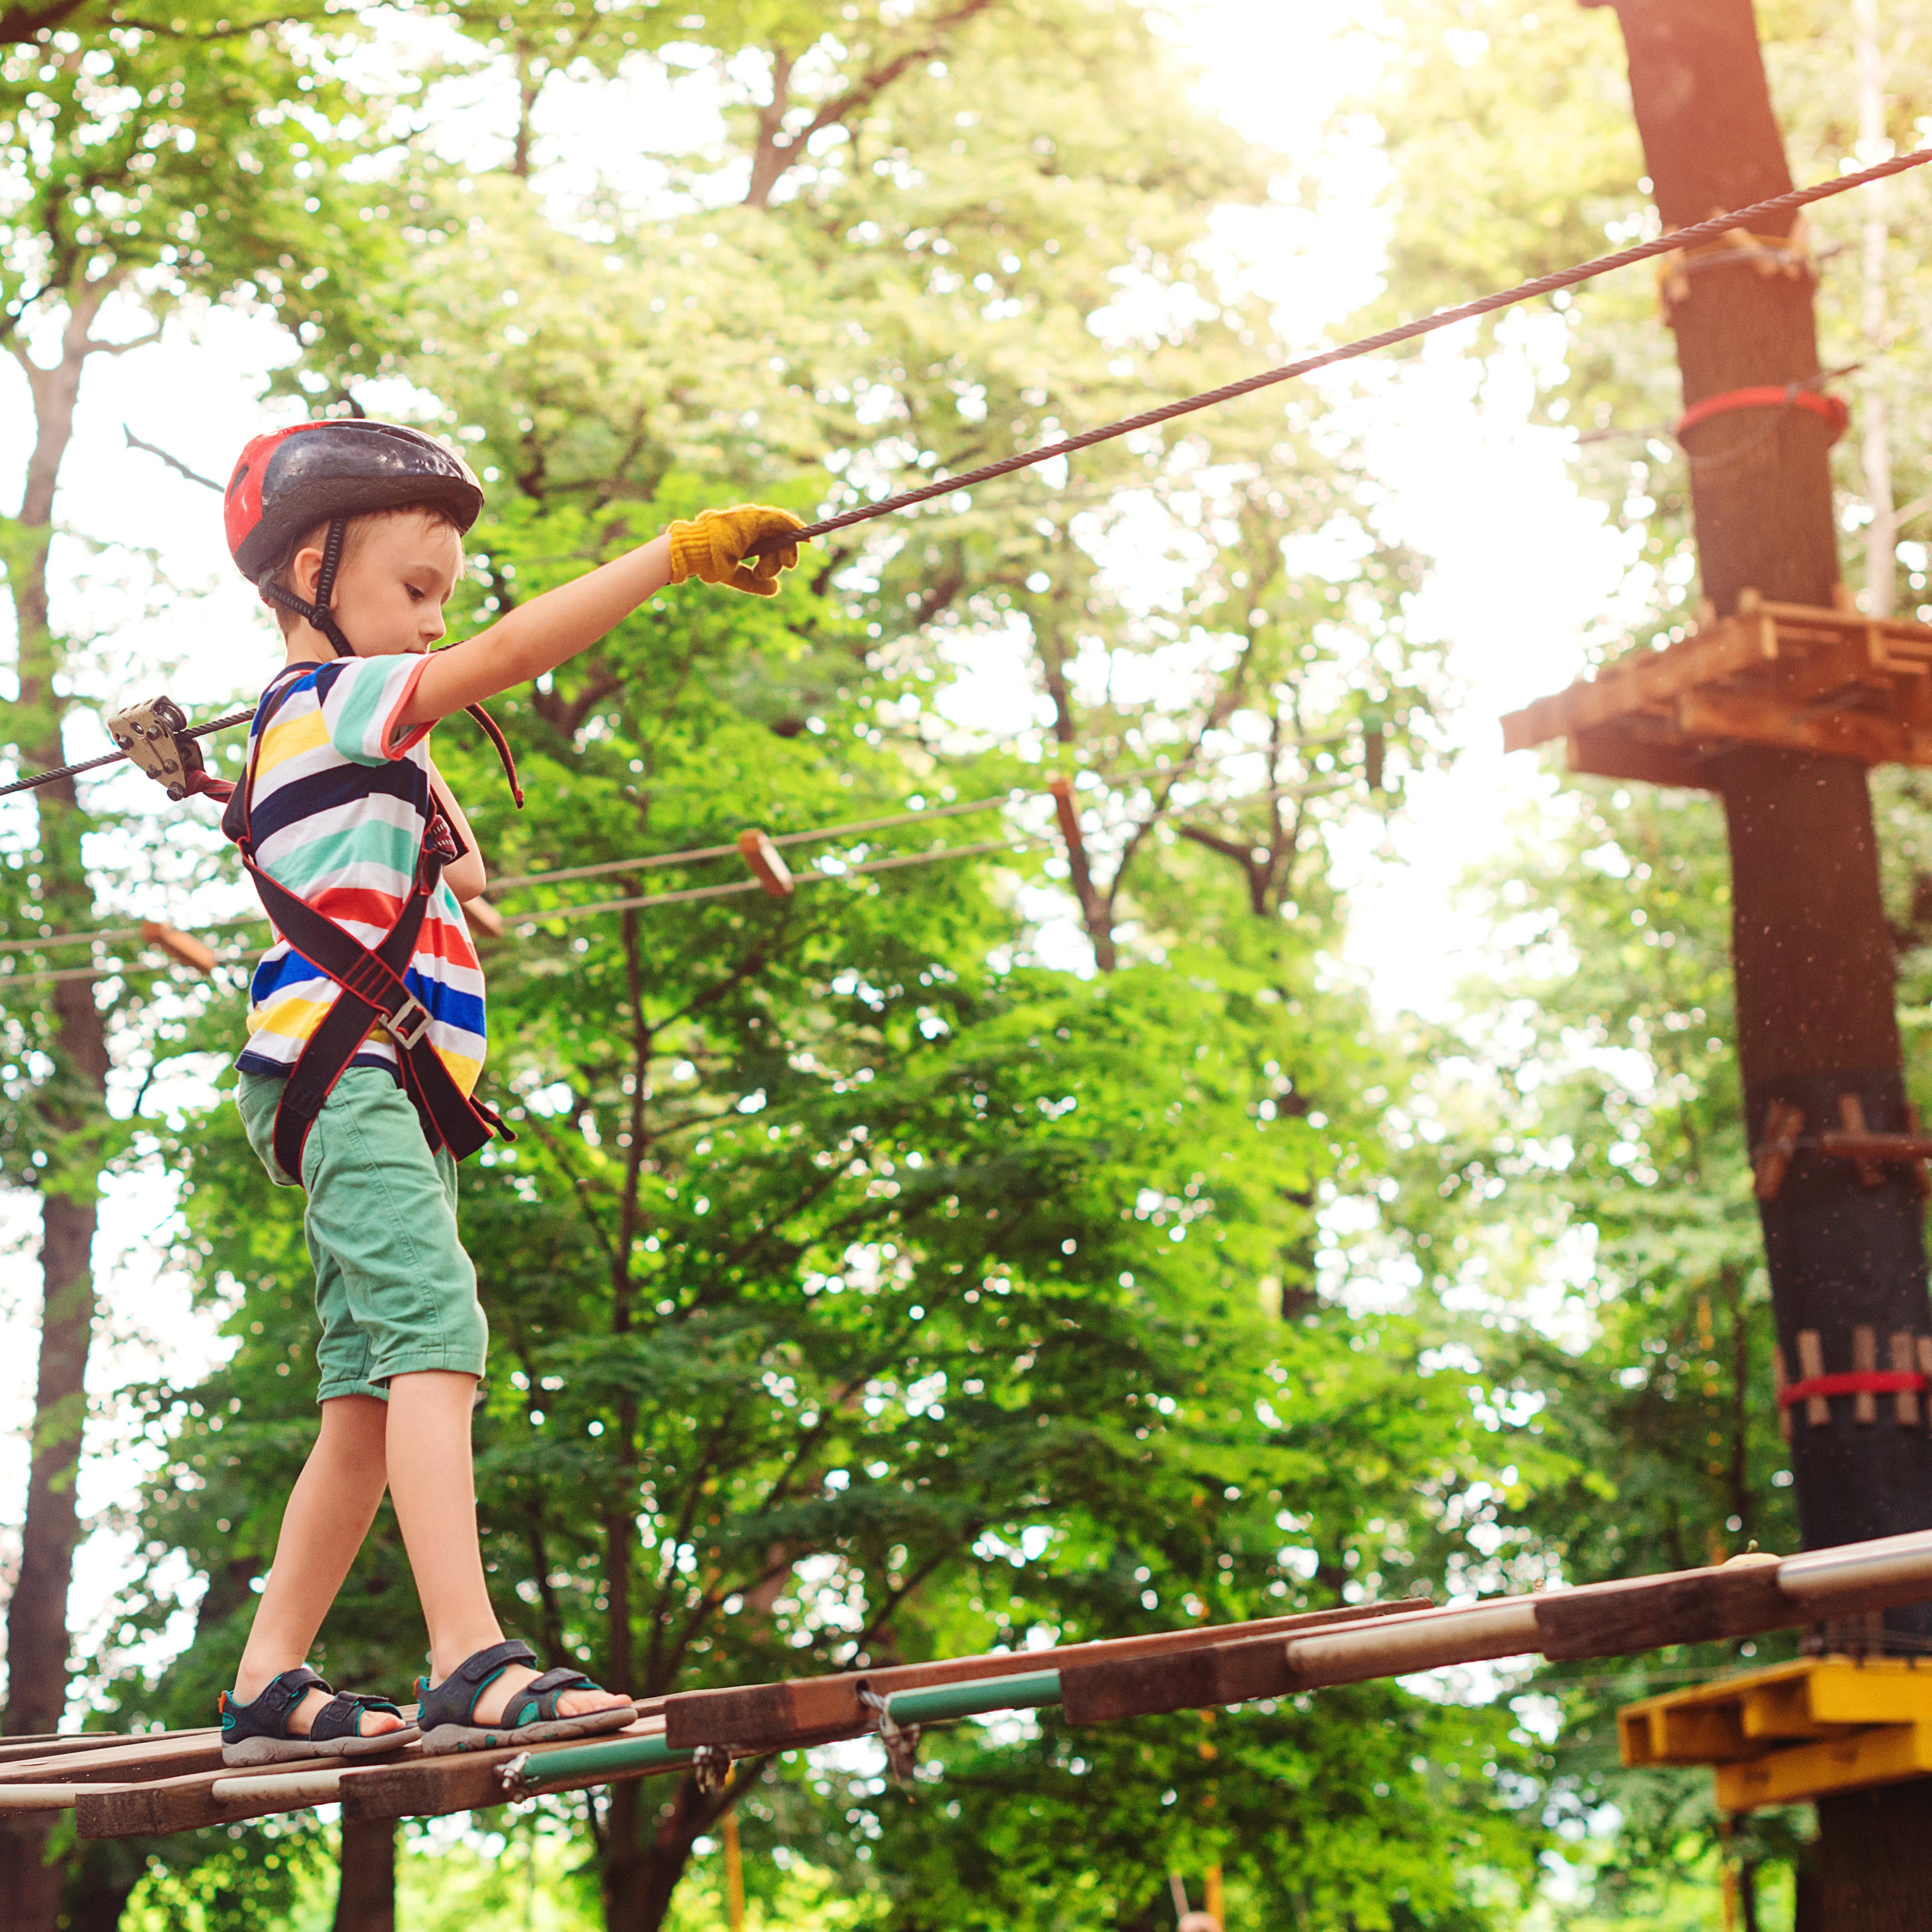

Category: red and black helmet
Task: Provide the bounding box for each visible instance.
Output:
[224,420,485,584]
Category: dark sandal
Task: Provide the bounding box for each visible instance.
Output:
[220,1666,419,1766]
[415,1639,634,1756]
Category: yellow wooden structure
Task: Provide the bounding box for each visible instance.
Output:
[1619,1657,1932,1809]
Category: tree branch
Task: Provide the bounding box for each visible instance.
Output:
[743,0,1004,208]
[124,426,222,492]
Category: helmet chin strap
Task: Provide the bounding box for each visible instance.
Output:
[255,513,526,808]
[258,516,355,658]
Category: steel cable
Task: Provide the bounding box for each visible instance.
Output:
[6,149,1920,803]
[745,147,1932,556]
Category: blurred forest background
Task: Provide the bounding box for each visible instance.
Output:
[2,0,1930,1926]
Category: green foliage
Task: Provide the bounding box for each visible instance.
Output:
[100,2,1558,1927]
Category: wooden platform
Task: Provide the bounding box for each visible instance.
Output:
[1500,592,1932,788]
[1620,1656,1932,1809]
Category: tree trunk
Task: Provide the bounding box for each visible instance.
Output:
[1812,1785,1932,1921]
[603,1774,704,1931]
[334,1817,397,1932]
[0,293,114,1932]
[1597,2,1932,1923]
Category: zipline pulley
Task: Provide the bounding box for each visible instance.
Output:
[104,695,210,803]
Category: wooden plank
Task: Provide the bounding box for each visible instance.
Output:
[339,1718,679,1825]
[1805,1659,1932,1727]
[1566,725,1718,791]
[1674,687,1905,764]
[1716,1723,1932,1812]
[0,1731,225,1787]
[1533,1557,1792,1662]
[77,1715,680,1831]
[663,1599,1424,1750]
[1653,1701,1752,1763]
[1060,1634,1301,1725]
[76,1750,360,1837]
[1736,1674,1836,1742]
[1617,1706,1662,1766]
[79,1718,670,1837]
[0,1729,214,1769]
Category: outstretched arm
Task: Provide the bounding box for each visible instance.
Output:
[400,536,675,730]
[397,504,806,730]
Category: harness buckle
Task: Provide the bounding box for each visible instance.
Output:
[386,995,433,1050]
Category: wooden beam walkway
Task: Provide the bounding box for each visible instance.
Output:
[6,1528,1930,1837]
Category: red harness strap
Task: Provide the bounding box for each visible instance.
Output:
[218,679,512,1180]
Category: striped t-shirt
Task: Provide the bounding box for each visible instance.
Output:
[224,656,487,1096]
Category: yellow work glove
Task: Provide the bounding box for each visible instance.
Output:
[666,504,807,598]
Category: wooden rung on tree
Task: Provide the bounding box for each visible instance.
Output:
[1500,592,1932,789]
[1753,1099,1806,1199]
[1747,1096,1932,1199]
[1852,1326,1878,1426]
[1798,1331,1831,1428]
[1891,1333,1923,1428]
[1776,1327,1931,1433]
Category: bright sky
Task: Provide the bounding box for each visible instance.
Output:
[0,0,1635,1714]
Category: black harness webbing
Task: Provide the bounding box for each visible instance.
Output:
[218,674,512,1181]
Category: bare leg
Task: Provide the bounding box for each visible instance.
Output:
[234,1394,403,1737]
[385,1370,627,1722]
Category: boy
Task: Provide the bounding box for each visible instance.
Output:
[213,419,802,1762]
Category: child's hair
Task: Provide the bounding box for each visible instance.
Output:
[263,503,466,636]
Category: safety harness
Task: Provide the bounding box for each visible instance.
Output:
[119,668,517,1176]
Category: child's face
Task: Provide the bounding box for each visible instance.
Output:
[296,512,463,657]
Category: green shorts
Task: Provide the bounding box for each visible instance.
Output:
[236,1066,489,1402]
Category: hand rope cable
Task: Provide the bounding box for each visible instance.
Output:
[0,833,1055,985]
[0,771,1352,982]
[739,145,1932,557]
[0,739,1348,957]
[4,146,1922,805]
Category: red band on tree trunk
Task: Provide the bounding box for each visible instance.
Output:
[1777,1371,1925,1406]
[1676,383,1849,444]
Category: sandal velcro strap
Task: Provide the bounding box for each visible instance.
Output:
[221,1666,328,1742]
[308,1690,403,1744]
[505,1667,605,1727]
[416,1640,537,1730]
